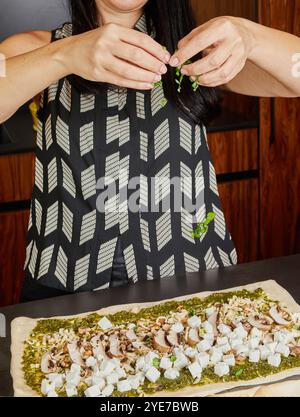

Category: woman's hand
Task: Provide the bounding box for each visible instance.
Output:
[63,22,170,90]
[169,16,255,88]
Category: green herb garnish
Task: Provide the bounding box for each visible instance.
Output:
[170,355,177,363]
[192,212,216,239]
[235,369,244,377]
[153,358,160,368]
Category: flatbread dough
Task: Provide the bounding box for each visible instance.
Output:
[10,280,300,397]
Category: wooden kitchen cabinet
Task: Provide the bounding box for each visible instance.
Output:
[0,209,30,306]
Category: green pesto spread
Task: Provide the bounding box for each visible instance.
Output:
[22,288,300,397]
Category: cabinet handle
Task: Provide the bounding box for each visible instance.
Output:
[269,97,275,145]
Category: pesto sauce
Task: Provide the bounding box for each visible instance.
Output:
[22,288,298,397]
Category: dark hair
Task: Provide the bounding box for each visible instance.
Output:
[69,0,220,124]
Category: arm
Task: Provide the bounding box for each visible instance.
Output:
[225,20,300,97]
[0,24,170,123]
[0,31,67,123]
[169,17,300,98]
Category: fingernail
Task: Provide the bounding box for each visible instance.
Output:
[160,64,167,74]
[164,53,171,63]
[181,67,188,75]
[169,57,179,67]
[154,74,162,82]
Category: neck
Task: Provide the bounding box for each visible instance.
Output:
[96,1,144,28]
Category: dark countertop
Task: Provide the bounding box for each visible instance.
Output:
[0,254,300,397]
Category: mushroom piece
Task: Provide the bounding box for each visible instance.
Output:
[108,334,124,358]
[269,306,292,326]
[67,342,83,365]
[41,353,53,374]
[187,328,200,346]
[247,316,273,331]
[153,330,172,353]
[290,346,300,357]
[166,330,180,347]
[208,312,218,338]
[174,310,189,324]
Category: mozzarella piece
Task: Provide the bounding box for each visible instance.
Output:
[228,331,238,341]
[214,362,230,377]
[106,371,120,385]
[187,316,201,328]
[66,372,81,387]
[223,354,235,367]
[251,327,262,339]
[205,307,215,317]
[210,347,223,365]
[145,366,161,383]
[266,342,278,354]
[70,363,81,375]
[218,324,231,335]
[91,375,106,389]
[248,338,260,350]
[274,330,294,344]
[236,344,249,357]
[102,384,114,397]
[275,342,290,358]
[160,357,173,370]
[115,367,127,379]
[230,338,243,349]
[164,368,180,380]
[268,353,281,368]
[196,352,210,368]
[174,353,189,370]
[197,339,212,352]
[234,324,248,339]
[135,356,146,371]
[47,390,58,397]
[249,350,260,363]
[217,336,229,346]
[117,379,132,392]
[188,362,202,379]
[86,356,97,367]
[220,343,231,354]
[184,347,197,359]
[85,385,101,397]
[98,316,113,330]
[171,322,184,333]
[259,345,271,361]
[66,385,78,397]
[100,360,116,376]
[127,375,142,390]
[202,321,214,334]
[41,379,54,396]
[48,373,64,389]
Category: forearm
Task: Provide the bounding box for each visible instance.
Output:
[245,18,300,95]
[0,38,71,123]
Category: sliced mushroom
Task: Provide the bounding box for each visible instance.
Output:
[41,353,53,374]
[153,330,171,353]
[247,316,273,331]
[290,346,300,357]
[187,328,200,346]
[208,312,218,337]
[67,342,83,365]
[108,334,124,358]
[166,330,180,347]
[174,310,189,324]
[269,306,292,326]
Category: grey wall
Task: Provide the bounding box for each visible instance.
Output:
[0,0,70,41]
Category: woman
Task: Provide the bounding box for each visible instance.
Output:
[0,0,299,302]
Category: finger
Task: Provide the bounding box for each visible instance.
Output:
[104,57,162,84]
[120,27,171,64]
[177,23,209,49]
[114,43,167,75]
[181,42,233,76]
[102,70,154,90]
[170,25,223,67]
[197,55,245,87]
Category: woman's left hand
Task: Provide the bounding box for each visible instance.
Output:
[169,16,255,87]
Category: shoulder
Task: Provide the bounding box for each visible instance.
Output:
[0,30,51,58]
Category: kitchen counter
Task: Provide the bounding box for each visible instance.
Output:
[0,254,299,397]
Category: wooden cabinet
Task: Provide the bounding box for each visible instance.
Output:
[0,152,34,306]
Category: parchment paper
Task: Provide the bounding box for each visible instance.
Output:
[10,280,300,397]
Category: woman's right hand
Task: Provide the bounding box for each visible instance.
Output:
[63,23,171,90]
